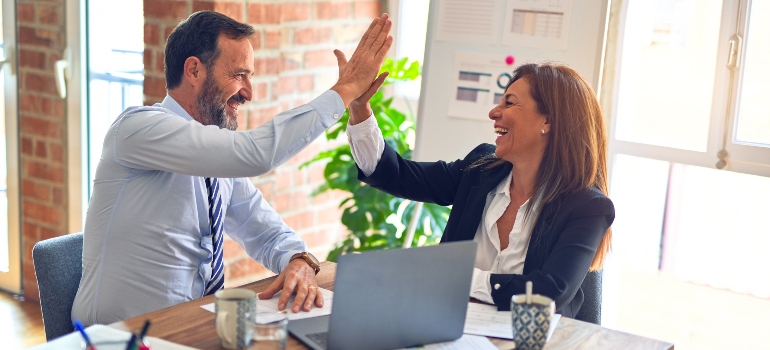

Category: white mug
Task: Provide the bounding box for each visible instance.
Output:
[215,289,256,349]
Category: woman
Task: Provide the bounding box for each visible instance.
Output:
[346,63,614,318]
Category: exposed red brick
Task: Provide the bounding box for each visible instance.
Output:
[156,52,166,73]
[24,72,59,95]
[22,180,51,202]
[277,76,295,95]
[264,30,281,49]
[22,200,63,226]
[283,210,314,230]
[254,82,268,101]
[144,75,168,99]
[353,1,380,19]
[247,3,281,25]
[37,4,61,26]
[49,142,63,163]
[143,48,153,72]
[303,49,338,69]
[281,2,310,22]
[297,74,314,92]
[18,3,35,24]
[314,2,350,20]
[20,116,60,138]
[248,32,262,50]
[18,26,61,48]
[143,0,190,21]
[19,93,42,114]
[34,140,47,158]
[144,23,160,46]
[192,1,243,22]
[294,27,333,45]
[40,97,64,118]
[20,49,47,70]
[248,105,279,128]
[254,57,282,76]
[25,161,65,183]
[53,187,65,206]
[226,257,270,281]
[21,137,34,156]
[276,169,293,191]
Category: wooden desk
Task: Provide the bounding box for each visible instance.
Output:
[111,261,674,350]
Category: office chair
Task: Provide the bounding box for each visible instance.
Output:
[574,270,602,325]
[32,232,84,340]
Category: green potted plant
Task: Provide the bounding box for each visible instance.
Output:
[302,57,451,261]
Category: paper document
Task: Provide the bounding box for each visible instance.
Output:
[464,302,560,340]
[434,0,500,44]
[27,324,198,350]
[398,334,497,350]
[201,287,334,321]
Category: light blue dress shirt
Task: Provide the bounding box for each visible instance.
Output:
[72,91,344,325]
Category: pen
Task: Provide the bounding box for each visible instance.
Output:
[138,320,152,349]
[125,333,137,350]
[73,320,96,350]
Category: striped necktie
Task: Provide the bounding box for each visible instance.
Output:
[204,177,225,295]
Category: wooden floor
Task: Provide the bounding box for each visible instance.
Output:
[0,292,46,348]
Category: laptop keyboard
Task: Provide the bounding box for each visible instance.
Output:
[306,332,329,349]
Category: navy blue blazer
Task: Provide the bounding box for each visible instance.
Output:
[358,143,615,317]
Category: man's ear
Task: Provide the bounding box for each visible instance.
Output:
[183,56,204,86]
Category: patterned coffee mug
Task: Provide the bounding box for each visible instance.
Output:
[215,289,257,349]
[510,294,555,350]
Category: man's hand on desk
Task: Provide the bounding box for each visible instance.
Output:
[257,258,324,313]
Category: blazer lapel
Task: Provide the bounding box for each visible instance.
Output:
[452,165,512,241]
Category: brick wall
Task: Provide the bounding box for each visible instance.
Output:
[143,0,381,287]
[18,0,68,301]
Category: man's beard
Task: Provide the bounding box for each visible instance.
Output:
[196,75,245,131]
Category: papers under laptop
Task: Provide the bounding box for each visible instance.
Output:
[288,241,478,350]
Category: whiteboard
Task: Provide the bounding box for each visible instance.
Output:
[414,0,609,162]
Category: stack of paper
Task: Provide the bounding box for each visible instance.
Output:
[28,324,198,350]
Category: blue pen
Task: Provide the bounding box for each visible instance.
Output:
[73,320,96,350]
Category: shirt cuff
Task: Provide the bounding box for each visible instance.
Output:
[347,113,379,140]
[278,250,307,272]
[470,268,494,304]
[307,90,345,128]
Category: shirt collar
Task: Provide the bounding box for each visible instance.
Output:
[159,95,195,122]
[492,171,513,197]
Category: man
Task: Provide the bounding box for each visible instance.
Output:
[72,10,392,325]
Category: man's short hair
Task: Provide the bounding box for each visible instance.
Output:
[164,11,255,90]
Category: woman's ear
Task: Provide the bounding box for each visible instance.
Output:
[542,119,551,135]
[183,56,204,86]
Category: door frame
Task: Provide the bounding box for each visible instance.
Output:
[0,0,21,294]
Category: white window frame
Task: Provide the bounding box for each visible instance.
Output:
[608,0,769,178]
[65,0,88,232]
[0,0,21,294]
[722,0,770,176]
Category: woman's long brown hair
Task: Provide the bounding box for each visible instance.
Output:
[475,63,611,270]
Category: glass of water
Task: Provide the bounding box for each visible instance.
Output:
[247,310,288,350]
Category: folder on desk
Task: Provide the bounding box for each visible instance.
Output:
[289,241,477,350]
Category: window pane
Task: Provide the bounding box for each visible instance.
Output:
[661,164,770,298]
[734,0,770,146]
[615,0,723,151]
[87,1,144,195]
[395,0,430,100]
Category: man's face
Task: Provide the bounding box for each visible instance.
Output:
[195,36,254,130]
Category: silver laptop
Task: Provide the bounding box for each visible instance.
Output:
[288,241,477,350]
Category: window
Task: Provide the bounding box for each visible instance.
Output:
[604,0,770,347]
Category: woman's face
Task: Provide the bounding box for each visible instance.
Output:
[488,77,550,163]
